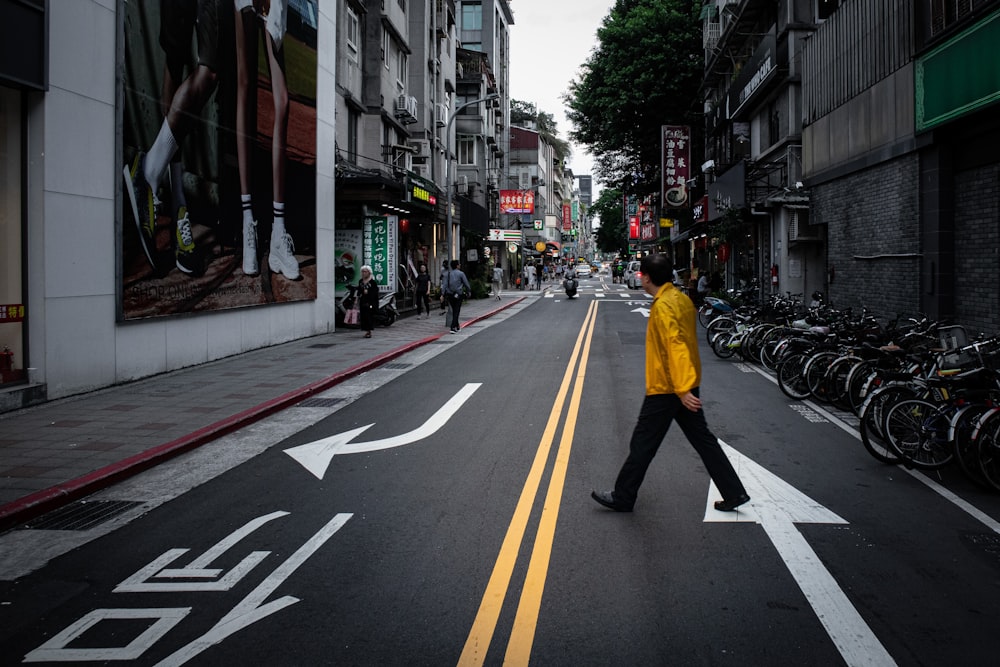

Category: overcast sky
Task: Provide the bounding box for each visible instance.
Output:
[508,0,615,195]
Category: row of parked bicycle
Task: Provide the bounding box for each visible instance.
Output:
[699,290,1000,492]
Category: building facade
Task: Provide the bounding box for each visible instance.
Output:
[699,0,1000,335]
[802,0,1000,331]
[699,0,830,298]
[1,1,336,412]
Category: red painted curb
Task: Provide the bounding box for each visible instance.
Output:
[0,299,523,533]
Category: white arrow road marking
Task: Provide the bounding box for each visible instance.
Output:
[631,306,650,318]
[284,383,482,480]
[705,441,896,667]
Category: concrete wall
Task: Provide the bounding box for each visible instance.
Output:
[27,0,336,400]
[803,65,914,180]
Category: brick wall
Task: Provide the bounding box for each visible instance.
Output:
[812,155,921,322]
[954,163,1000,336]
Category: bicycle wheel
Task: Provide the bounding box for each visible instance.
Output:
[742,324,775,364]
[825,356,857,411]
[846,361,879,415]
[883,399,954,470]
[977,413,1000,492]
[858,385,914,464]
[710,329,739,359]
[952,404,993,488]
[804,351,839,404]
[777,353,811,400]
[705,316,737,345]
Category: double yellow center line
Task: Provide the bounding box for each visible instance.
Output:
[458,300,600,666]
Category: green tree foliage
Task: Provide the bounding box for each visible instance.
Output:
[589,187,628,256]
[510,99,572,164]
[565,0,702,196]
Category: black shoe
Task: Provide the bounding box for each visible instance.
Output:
[713,493,750,512]
[591,490,633,512]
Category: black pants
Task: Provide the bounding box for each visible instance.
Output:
[614,390,747,507]
[417,291,430,315]
[447,293,463,330]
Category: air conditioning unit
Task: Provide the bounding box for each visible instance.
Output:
[788,212,821,242]
[411,164,427,178]
[457,175,469,194]
[393,94,418,124]
[409,139,431,157]
[435,103,448,127]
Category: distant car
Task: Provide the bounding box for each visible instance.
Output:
[575,263,592,278]
[624,260,642,289]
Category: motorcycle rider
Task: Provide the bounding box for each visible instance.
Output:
[563,264,578,298]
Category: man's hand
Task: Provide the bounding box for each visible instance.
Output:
[679,391,701,412]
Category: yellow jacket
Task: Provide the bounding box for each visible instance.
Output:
[645,283,701,396]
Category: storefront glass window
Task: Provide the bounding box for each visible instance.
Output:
[0,87,24,385]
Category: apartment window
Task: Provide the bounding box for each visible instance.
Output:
[458,136,476,165]
[396,51,408,93]
[382,28,390,70]
[767,100,780,147]
[930,0,976,36]
[346,6,359,60]
[462,2,482,30]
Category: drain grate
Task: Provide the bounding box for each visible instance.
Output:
[22,500,144,531]
[381,363,413,370]
[308,343,336,349]
[296,397,345,408]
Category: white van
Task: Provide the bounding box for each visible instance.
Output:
[624,261,642,289]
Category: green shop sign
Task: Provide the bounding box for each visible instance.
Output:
[916,9,1000,131]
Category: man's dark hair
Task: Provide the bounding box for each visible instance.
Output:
[450,260,460,270]
[640,253,672,286]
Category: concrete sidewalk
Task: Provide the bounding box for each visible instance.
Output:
[0,294,531,533]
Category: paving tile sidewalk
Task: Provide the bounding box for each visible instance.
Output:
[0,294,531,532]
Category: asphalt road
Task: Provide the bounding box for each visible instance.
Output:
[2,283,1000,666]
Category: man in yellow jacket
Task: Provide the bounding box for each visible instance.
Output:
[592,252,749,512]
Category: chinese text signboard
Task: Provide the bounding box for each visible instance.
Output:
[0,304,25,322]
[364,216,397,294]
[500,190,535,214]
[662,125,691,209]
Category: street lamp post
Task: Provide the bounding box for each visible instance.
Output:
[445,93,499,263]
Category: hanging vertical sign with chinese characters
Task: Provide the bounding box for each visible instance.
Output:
[662,125,691,209]
[364,216,398,294]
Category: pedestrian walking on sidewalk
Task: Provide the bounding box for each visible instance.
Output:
[439,260,451,319]
[591,252,750,513]
[415,263,431,317]
[357,265,380,338]
[492,265,503,300]
[443,260,471,333]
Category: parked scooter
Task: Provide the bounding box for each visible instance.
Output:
[375,291,398,326]
[335,286,397,327]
